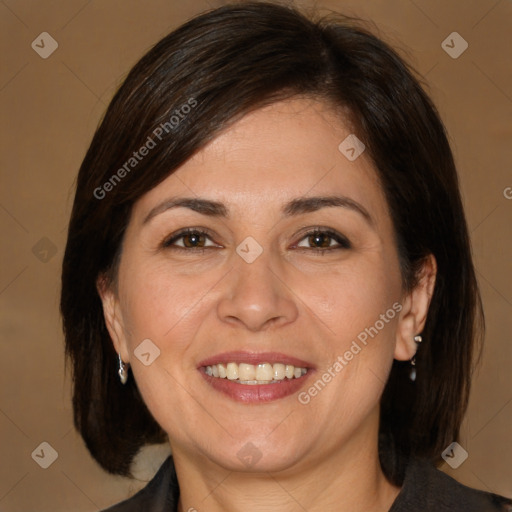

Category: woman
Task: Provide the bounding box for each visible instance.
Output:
[61,2,512,511]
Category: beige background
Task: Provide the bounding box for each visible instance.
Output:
[0,0,511,510]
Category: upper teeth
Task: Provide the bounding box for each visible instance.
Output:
[205,362,307,383]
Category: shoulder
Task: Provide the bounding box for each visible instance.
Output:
[390,458,512,512]
[101,456,179,512]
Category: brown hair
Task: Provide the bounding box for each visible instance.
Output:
[61,1,482,483]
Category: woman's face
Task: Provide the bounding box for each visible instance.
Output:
[102,98,426,474]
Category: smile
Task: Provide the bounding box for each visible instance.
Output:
[198,352,314,403]
[204,362,308,384]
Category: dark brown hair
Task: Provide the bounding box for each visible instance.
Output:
[61,1,482,483]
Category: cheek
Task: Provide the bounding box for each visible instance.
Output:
[116,264,214,435]
[298,257,402,341]
[295,255,401,407]
[119,261,214,346]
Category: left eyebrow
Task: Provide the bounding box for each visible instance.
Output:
[282,195,373,226]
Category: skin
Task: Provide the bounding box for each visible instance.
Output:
[99,98,436,512]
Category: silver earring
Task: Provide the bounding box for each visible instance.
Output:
[409,335,422,382]
[118,354,129,384]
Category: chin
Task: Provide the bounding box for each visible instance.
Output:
[217,447,304,474]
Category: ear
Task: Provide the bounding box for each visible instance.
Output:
[394,255,437,361]
[96,274,131,363]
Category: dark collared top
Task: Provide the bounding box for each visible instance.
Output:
[103,456,511,511]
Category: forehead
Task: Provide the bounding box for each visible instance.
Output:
[132,98,388,222]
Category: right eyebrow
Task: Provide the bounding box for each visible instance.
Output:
[143,197,228,225]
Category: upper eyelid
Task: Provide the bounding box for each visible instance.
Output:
[292,225,350,240]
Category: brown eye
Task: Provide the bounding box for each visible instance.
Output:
[296,229,351,250]
[308,233,332,248]
[182,232,207,247]
[162,229,219,250]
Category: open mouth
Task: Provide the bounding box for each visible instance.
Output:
[204,362,308,385]
[198,352,314,403]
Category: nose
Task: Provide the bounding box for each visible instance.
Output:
[216,253,299,332]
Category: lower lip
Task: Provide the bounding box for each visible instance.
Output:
[199,368,314,403]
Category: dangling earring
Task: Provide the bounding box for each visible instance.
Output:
[409,335,422,381]
[118,353,129,384]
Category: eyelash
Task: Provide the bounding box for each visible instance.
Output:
[161,227,352,253]
[294,228,352,252]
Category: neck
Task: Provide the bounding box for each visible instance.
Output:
[173,410,400,512]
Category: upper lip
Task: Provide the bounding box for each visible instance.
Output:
[197,351,315,369]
